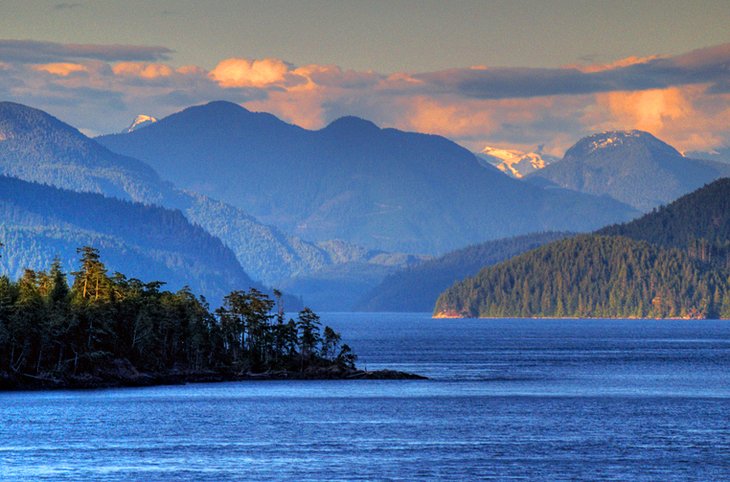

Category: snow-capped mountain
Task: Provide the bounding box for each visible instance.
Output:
[125,114,158,133]
[525,130,730,211]
[476,146,555,178]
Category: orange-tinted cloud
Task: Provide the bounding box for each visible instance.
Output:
[585,85,730,152]
[113,62,174,79]
[399,96,496,139]
[570,55,660,73]
[32,62,89,76]
[2,43,729,155]
[209,58,293,87]
[595,88,691,133]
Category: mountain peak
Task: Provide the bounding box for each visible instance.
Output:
[125,114,158,133]
[0,101,84,141]
[323,116,380,133]
[526,129,730,212]
[565,129,682,159]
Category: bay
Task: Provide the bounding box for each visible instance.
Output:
[1,314,729,480]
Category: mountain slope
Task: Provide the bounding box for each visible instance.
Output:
[0,101,399,288]
[435,235,729,319]
[525,130,730,211]
[435,179,730,319]
[98,101,638,254]
[0,176,256,305]
[356,232,571,312]
[598,177,730,269]
[0,102,168,205]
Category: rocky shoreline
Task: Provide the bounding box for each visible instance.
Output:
[0,359,426,391]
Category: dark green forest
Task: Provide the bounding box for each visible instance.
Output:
[0,247,361,389]
[435,179,730,319]
[598,178,730,269]
[435,235,730,319]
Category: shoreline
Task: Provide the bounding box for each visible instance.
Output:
[0,366,427,391]
[432,313,726,320]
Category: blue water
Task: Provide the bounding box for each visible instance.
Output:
[1,314,729,480]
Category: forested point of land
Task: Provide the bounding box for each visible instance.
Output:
[435,235,730,319]
[435,179,730,320]
[0,246,423,390]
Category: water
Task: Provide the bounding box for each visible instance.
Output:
[1,314,729,480]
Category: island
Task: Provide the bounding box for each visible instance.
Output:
[0,247,424,390]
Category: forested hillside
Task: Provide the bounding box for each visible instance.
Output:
[435,179,730,319]
[356,232,571,312]
[435,235,730,319]
[598,178,730,269]
[0,176,257,305]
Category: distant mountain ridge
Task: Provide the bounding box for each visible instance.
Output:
[98,101,638,254]
[435,179,730,319]
[355,232,572,312]
[0,101,429,310]
[0,102,167,205]
[0,102,416,290]
[525,130,730,211]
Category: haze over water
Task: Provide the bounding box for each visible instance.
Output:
[2,314,728,480]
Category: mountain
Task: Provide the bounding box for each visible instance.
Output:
[476,146,556,178]
[0,176,256,305]
[125,114,157,133]
[598,177,730,269]
[686,146,730,165]
[0,101,424,310]
[98,101,638,254]
[434,179,730,319]
[435,235,729,319]
[525,130,730,211]
[355,232,571,312]
[0,101,168,205]
[279,242,428,311]
[0,103,388,285]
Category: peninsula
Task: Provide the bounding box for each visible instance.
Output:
[0,247,423,390]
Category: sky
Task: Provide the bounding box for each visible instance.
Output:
[1,0,729,154]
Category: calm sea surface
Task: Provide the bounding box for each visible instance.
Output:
[1,314,729,480]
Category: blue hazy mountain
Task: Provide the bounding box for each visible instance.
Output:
[0,101,408,290]
[98,101,638,254]
[0,101,429,310]
[355,232,572,312]
[525,130,730,211]
[0,175,255,305]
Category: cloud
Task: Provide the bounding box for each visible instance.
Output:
[413,43,730,100]
[113,62,174,79]
[1,40,729,154]
[32,62,89,76]
[0,39,173,63]
[209,58,296,88]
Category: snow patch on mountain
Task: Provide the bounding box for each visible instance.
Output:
[587,130,643,153]
[125,114,158,133]
[477,146,555,178]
